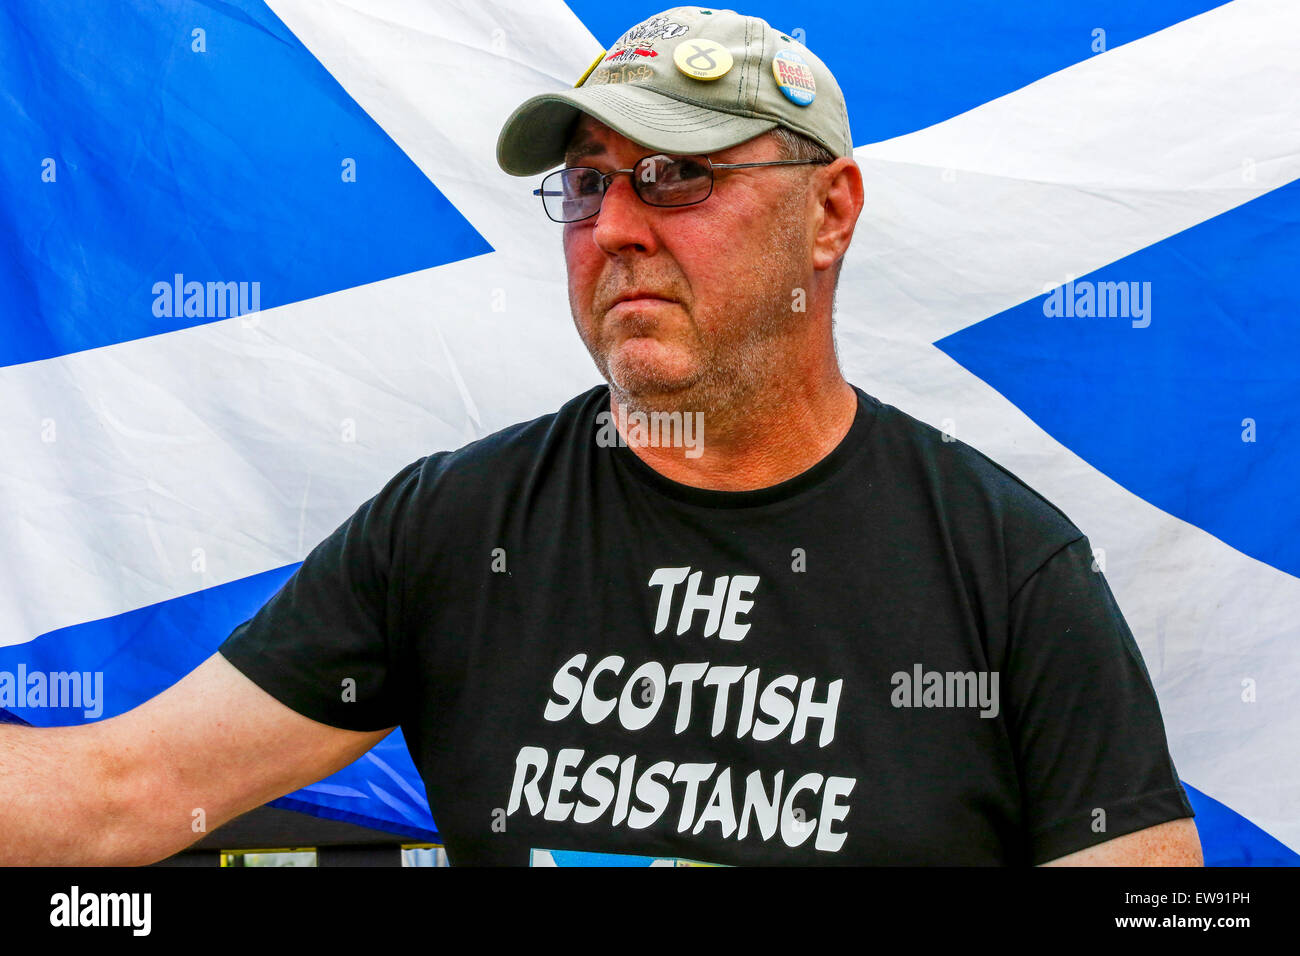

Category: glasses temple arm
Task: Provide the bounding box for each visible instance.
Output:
[709,159,832,170]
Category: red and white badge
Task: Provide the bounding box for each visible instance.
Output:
[772,49,816,106]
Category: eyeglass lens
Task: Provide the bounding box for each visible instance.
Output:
[539,155,714,222]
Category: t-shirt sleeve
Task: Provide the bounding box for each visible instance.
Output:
[1004,535,1195,864]
[217,458,427,732]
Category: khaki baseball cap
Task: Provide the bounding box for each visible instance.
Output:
[496,7,852,177]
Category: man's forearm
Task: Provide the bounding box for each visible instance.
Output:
[0,723,139,865]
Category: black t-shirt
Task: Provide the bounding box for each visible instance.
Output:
[219,384,1193,865]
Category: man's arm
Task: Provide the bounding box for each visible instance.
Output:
[1040,818,1203,866]
[0,652,393,866]
[1001,535,1201,865]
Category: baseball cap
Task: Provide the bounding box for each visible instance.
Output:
[496,7,853,177]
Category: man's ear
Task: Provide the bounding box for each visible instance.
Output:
[811,158,864,274]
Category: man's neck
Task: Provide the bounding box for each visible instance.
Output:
[609,375,859,492]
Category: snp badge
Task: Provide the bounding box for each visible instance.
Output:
[674,38,733,80]
[772,49,816,105]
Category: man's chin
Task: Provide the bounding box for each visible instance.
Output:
[604,345,698,401]
[608,369,695,401]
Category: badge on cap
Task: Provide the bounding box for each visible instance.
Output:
[575,49,606,87]
[673,39,732,80]
[772,49,816,106]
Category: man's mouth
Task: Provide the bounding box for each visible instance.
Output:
[609,290,675,309]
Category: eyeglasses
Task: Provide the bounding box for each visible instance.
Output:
[532,153,830,223]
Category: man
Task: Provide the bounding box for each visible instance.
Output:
[0,7,1199,866]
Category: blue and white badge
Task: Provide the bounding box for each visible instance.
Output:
[772,49,816,106]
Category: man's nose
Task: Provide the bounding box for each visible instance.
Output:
[591,173,658,256]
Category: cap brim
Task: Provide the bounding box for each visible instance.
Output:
[496,83,777,177]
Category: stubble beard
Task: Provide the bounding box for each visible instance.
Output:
[574,192,811,426]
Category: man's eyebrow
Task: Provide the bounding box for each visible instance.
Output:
[564,138,606,166]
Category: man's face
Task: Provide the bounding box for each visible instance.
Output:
[562,115,817,412]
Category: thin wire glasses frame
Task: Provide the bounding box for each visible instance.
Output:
[533,153,831,223]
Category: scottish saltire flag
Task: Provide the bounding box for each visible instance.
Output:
[1,0,1295,863]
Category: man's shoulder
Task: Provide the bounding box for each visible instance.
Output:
[406,384,606,490]
[858,387,1085,578]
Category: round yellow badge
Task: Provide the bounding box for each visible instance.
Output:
[673,39,733,81]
